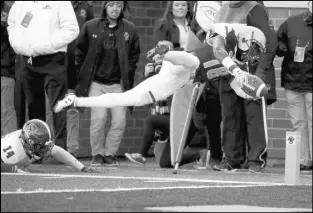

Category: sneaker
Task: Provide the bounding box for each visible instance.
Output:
[213,161,240,172]
[125,153,146,165]
[54,93,76,113]
[146,41,173,62]
[249,164,265,173]
[91,154,104,166]
[103,155,119,166]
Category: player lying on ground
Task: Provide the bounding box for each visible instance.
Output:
[54,30,268,113]
[1,119,99,173]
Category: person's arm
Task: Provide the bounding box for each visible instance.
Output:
[276,19,288,57]
[86,2,94,21]
[75,23,89,72]
[247,4,278,81]
[49,145,95,172]
[127,26,141,91]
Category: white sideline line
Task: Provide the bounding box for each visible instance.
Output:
[1,172,286,185]
[1,184,277,195]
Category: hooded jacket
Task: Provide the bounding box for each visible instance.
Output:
[75,1,140,97]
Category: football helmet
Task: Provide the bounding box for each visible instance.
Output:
[20,119,54,162]
[237,26,266,66]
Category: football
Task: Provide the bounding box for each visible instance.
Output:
[230,72,269,100]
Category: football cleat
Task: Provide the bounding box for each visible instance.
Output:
[54,93,77,113]
[146,41,173,62]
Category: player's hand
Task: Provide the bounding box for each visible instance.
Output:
[144,63,155,77]
[81,166,102,173]
[233,68,247,88]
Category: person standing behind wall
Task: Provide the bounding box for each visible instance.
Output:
[74,1,140,166]
[45,1,94,158]
[1,1,17,135]
[7,1,79,150]
[276,1,312,171]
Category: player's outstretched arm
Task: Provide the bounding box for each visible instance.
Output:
[50,145,98,173]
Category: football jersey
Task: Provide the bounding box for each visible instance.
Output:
[193,43,227,83]
[1,130,28,165]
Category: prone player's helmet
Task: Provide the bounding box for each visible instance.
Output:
[20,119,54,162]
[237,26,266,66]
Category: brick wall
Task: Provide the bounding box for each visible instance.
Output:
[1,1,308,160]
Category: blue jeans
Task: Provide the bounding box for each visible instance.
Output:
[89,82,127,157]
[285,89,312,167]
[1,76,17,135]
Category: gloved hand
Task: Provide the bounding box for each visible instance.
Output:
[81,166,101,173]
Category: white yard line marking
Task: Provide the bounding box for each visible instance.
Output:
[1,184,277,195]
[1,172,287,185]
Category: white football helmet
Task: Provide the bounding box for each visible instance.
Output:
[195,1,222,33]
[237,26,267,66]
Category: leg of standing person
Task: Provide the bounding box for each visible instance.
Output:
[245,99,267,172]
[305,93,312,168]
[14,56,26,129]
[89,82,107,166]
[45,92,55,136]
[103,84,127,166]
[66,52,80,157]
[214,85,246,171]
[43,53,68,150]
[205,95,223,167]
[1,76,17,135]
[21,57,46,127]
[286,90,312,169]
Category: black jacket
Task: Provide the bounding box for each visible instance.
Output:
[154,13,203,49]
[276,11,312,93]
[67,1,94,89]
[75,17,140,97]
[1,3,15,79]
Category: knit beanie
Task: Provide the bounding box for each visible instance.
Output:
[104,1,124,9]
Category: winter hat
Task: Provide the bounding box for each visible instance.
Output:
[104,1,124,9]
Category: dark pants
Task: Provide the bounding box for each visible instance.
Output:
[21,53,67,150]
[139,114,198,167]
[220,86,267,168]
[197,81,223,163]
[205,97,223,162]
[14,56,26,129]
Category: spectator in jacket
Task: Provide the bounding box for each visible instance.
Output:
[74,1,140,166]
[45,1,94,158]
[1,1,17,135]
[7,1,79,150]
[154,1,202,50]
[276,1,312,170]
[213,1,277,173]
